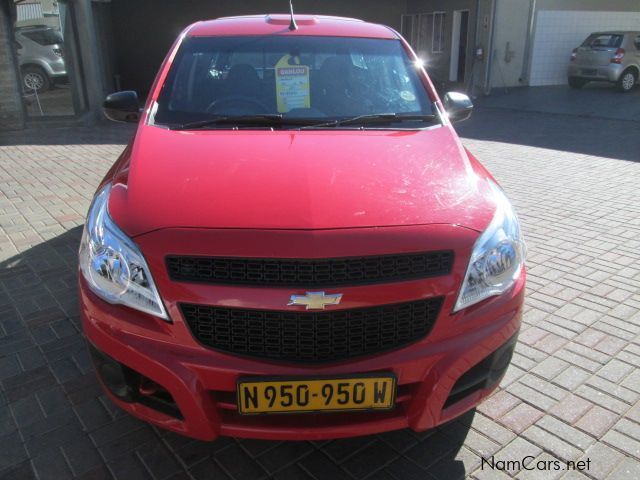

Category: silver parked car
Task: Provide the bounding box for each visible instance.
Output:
[14,26,67,92]
[568,31,640,92]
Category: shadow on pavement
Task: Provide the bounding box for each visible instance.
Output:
[457,106,640,162]
[478,84,640,123]
[0,122,134,146]
[0,226,477,479]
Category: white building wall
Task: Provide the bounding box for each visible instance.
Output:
[530,10,640,86]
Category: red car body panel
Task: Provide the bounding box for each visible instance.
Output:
[109,127,495,237]
[80,14,524,441]
[82,271,523,440]
[188,14,397,39]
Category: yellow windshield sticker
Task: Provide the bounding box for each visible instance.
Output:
[275,54,311,113]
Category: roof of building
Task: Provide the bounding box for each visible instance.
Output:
[187,14,398,39]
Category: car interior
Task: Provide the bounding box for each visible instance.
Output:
[173,55,393,117]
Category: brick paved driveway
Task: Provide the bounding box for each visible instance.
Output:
[1,108,639,480]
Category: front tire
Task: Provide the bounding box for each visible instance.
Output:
[568,77,587,89]
[21,66,51,92]
[617,69,637,92]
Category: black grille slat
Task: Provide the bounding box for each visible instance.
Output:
[167,252,453,287]
[180,298,443,363]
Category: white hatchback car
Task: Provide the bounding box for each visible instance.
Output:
[568,31,640,92]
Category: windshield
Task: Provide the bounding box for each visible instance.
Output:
[153,35,435,128]
[20,28,64,46]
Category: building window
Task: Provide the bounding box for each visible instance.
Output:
[400,14,417,47]
[417,13,433,56]
[400,12,446,56]
[432,12,446,54]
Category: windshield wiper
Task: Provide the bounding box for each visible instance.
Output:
[299,113,437,129]
[169,112,437,130]
[169,114,284,130]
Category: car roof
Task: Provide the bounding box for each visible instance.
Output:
[187,14,398,39]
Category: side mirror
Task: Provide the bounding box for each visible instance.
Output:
[103,91,140,123]
[443,91,473,123]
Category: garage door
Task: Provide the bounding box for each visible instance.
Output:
[529,10,640,86]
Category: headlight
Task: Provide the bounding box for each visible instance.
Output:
[79,184,169,320]
[454,182,525,312]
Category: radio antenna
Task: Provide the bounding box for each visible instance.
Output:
[288,0,298,30]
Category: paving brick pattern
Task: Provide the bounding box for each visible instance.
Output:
[1,109,639,479]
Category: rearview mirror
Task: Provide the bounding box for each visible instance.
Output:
[103,91,140,123]
[443,92,473,123]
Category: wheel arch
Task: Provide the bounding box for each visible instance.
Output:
[622,64,640,78]
[20,62,50,75]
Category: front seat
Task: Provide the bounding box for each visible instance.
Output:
[314,56,360,116]
[224,63,261,97]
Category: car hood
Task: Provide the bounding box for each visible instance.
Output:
[109,125,496,237]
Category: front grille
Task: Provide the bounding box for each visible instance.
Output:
[180,298,443,363]
[167,251,453,287]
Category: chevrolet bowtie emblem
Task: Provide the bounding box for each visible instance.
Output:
[287,291,343,310]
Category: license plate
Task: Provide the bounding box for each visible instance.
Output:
[237,374,396,414]
[582,68,597,75]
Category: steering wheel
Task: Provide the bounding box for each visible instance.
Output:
[206,96,269,114]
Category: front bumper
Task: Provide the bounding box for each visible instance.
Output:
[80,270,524,441]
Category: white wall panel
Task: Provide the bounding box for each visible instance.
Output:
[529,10,640,86]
